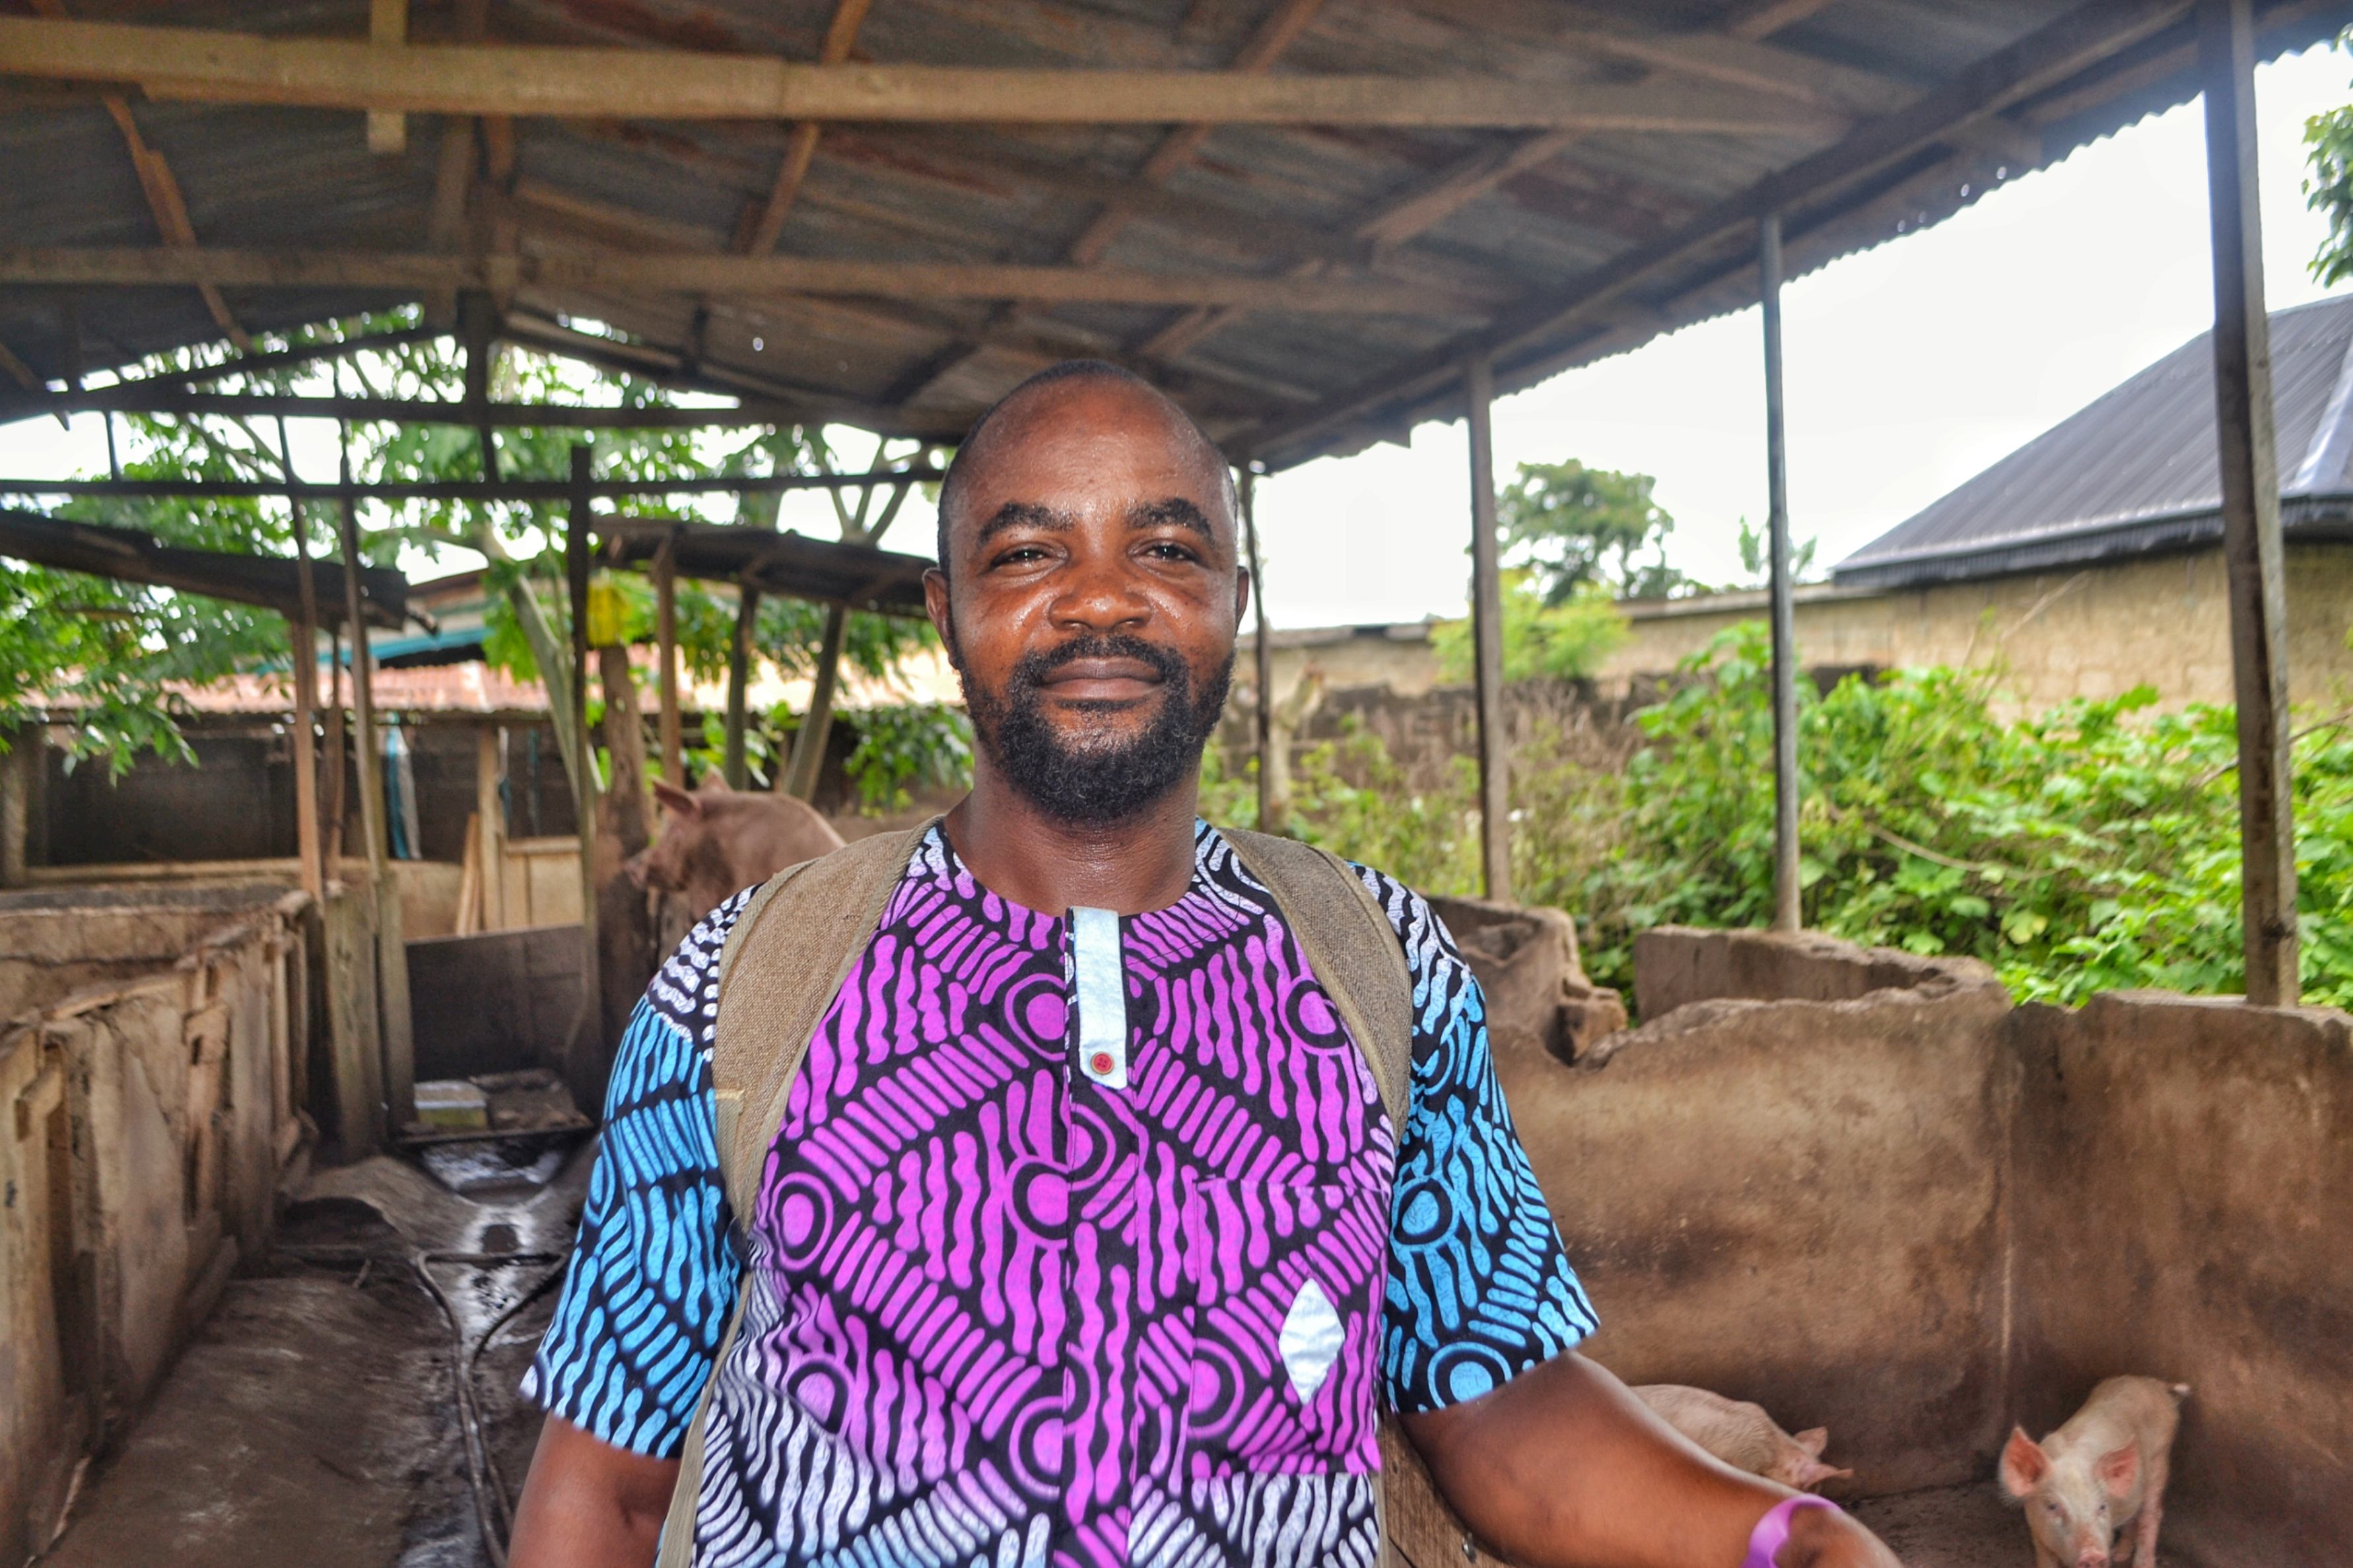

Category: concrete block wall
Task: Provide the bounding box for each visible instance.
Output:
[1478,926,2353,1561]
[0,891,316,1561]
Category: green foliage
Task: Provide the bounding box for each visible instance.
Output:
[842,702,974,813]
[1212,623,2353,1013]
[1732,516,1820,586]
[2307,36,2353,286]
[1431,571,1629,683]
[1496,459,1693,602]
[1201,719,1480,896]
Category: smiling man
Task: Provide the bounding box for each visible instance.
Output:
[508,362,1904,1568]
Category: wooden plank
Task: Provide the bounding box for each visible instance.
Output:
[2200,0,2299,1004]
[0,336,42,393]
[654,535,682,788]
[1721,0,1843,38]
[723,586,759,788]
[0,20,1843,131]
[368,0,408,154]
[0,246,1481,313]
[1759,211,1801,933]
[738,0,873,256]
[475,725,506,930]
[337,493,388,875]
[1464,355,1509,904]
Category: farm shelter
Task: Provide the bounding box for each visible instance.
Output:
[1596,290,2353,710]
[5,0,2353,1564]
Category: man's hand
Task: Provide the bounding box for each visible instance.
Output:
[1779,1499,1903,1568]
[1400,1352,1905,1568]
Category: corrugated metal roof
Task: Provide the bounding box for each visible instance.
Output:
[1835,292,2353,589]
[1,0,2345,467]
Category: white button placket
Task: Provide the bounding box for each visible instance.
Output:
[1070,906,1130,1091]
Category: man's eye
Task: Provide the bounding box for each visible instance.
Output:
[1143,541,1198,561]
[992,545,1049,566]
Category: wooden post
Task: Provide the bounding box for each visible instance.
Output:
[0,731,27,888]
[1240,465,1277,833]
[475,724,504,930]
[281,420,324,899]
[724,585,760,789]
[782,606,846,801]
[366,0,407,154]
[654,529,683,786]
[566,444,601,1046]
[2201,0,2300,1005]
[1464,356,1511,904]
[335,485,386,875]
[1760,211,1803,934]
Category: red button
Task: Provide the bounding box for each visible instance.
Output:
[1089,1052,1115,1076]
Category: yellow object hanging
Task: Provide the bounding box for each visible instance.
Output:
[586,574,627,647]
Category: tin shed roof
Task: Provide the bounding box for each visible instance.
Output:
[1,1,2343,469]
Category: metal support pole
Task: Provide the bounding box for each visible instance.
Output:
[1464,357,1512,904]
[1241,465,1276,833]
[335,477,386,877]
[1760,211,1802,933]
[2201,0,2299,1004]
[724,586,760,789]
[654,529,683,786]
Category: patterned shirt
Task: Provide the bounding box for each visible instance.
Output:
[526,823,1594,1568]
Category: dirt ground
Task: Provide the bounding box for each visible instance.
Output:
[1853,1483,2181,1568]
[42,1138,588,1568]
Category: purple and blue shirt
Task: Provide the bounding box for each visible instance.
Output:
[526,823,1594,1567]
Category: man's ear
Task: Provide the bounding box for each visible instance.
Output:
[923,566,960,669]
[1235,562,1253,627]
[652,779,700,818]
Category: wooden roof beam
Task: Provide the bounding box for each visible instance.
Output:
[0,246,1495,314]
[737,0,873,256]
[1719,0,1844,40]
[24,0,249,351]
[0,20,1845,133]
[25,388,810,428]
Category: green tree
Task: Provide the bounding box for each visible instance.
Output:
[1496,459,1692,603]
[2307,38,2353,285]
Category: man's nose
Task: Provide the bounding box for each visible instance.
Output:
[1048,551,1151,632]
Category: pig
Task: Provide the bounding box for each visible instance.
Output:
[1631,1385,1853,1491]
[628,778,846,923]
[1999,1376,2189,1568]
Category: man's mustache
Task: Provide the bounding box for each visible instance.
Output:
[1009,633,1189,691]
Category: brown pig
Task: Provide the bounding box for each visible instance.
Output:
[628,778,846,922]
[1630,1385,1852,1491]
[1999,1376,2189,1568]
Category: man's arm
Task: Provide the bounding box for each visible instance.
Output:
[1403,1352,1902,1568]
[509,1415,680,1568]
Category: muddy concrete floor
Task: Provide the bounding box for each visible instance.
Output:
[42,1136,589,1568]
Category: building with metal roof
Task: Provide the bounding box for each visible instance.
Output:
[1591,293,2353,710]
[1836,291,2353,589]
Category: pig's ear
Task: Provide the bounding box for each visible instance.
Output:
[1796,1460,1852,1491]
[1794,1427,1830,1458]
[1999,1427,2049,1497]
[702,774,733,795]
[2097,1441,2140,1499]
[653,780,701,818]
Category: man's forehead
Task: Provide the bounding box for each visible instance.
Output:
[955,383,1230,512]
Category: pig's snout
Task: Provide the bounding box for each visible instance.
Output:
[2074,1548,2111,1568]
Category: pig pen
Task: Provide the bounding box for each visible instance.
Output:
[0,873,415,1561]
[1423,903,2352,1568]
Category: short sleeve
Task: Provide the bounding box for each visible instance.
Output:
[521,890,753,1456]
[1358,869,1599,1414]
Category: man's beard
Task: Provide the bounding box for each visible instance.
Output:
[957,631,1233,825]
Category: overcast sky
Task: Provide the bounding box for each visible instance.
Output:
[6,41,2351,634]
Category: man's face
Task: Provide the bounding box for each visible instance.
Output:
[926,380,1248,825]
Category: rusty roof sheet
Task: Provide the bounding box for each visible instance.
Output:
[1,0,2344,469]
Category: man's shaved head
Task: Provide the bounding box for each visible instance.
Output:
[936,360,1237,574]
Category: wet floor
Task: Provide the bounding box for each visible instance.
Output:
[42,1136,590,1568]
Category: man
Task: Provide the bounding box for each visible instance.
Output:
[510,362,1903,1568]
